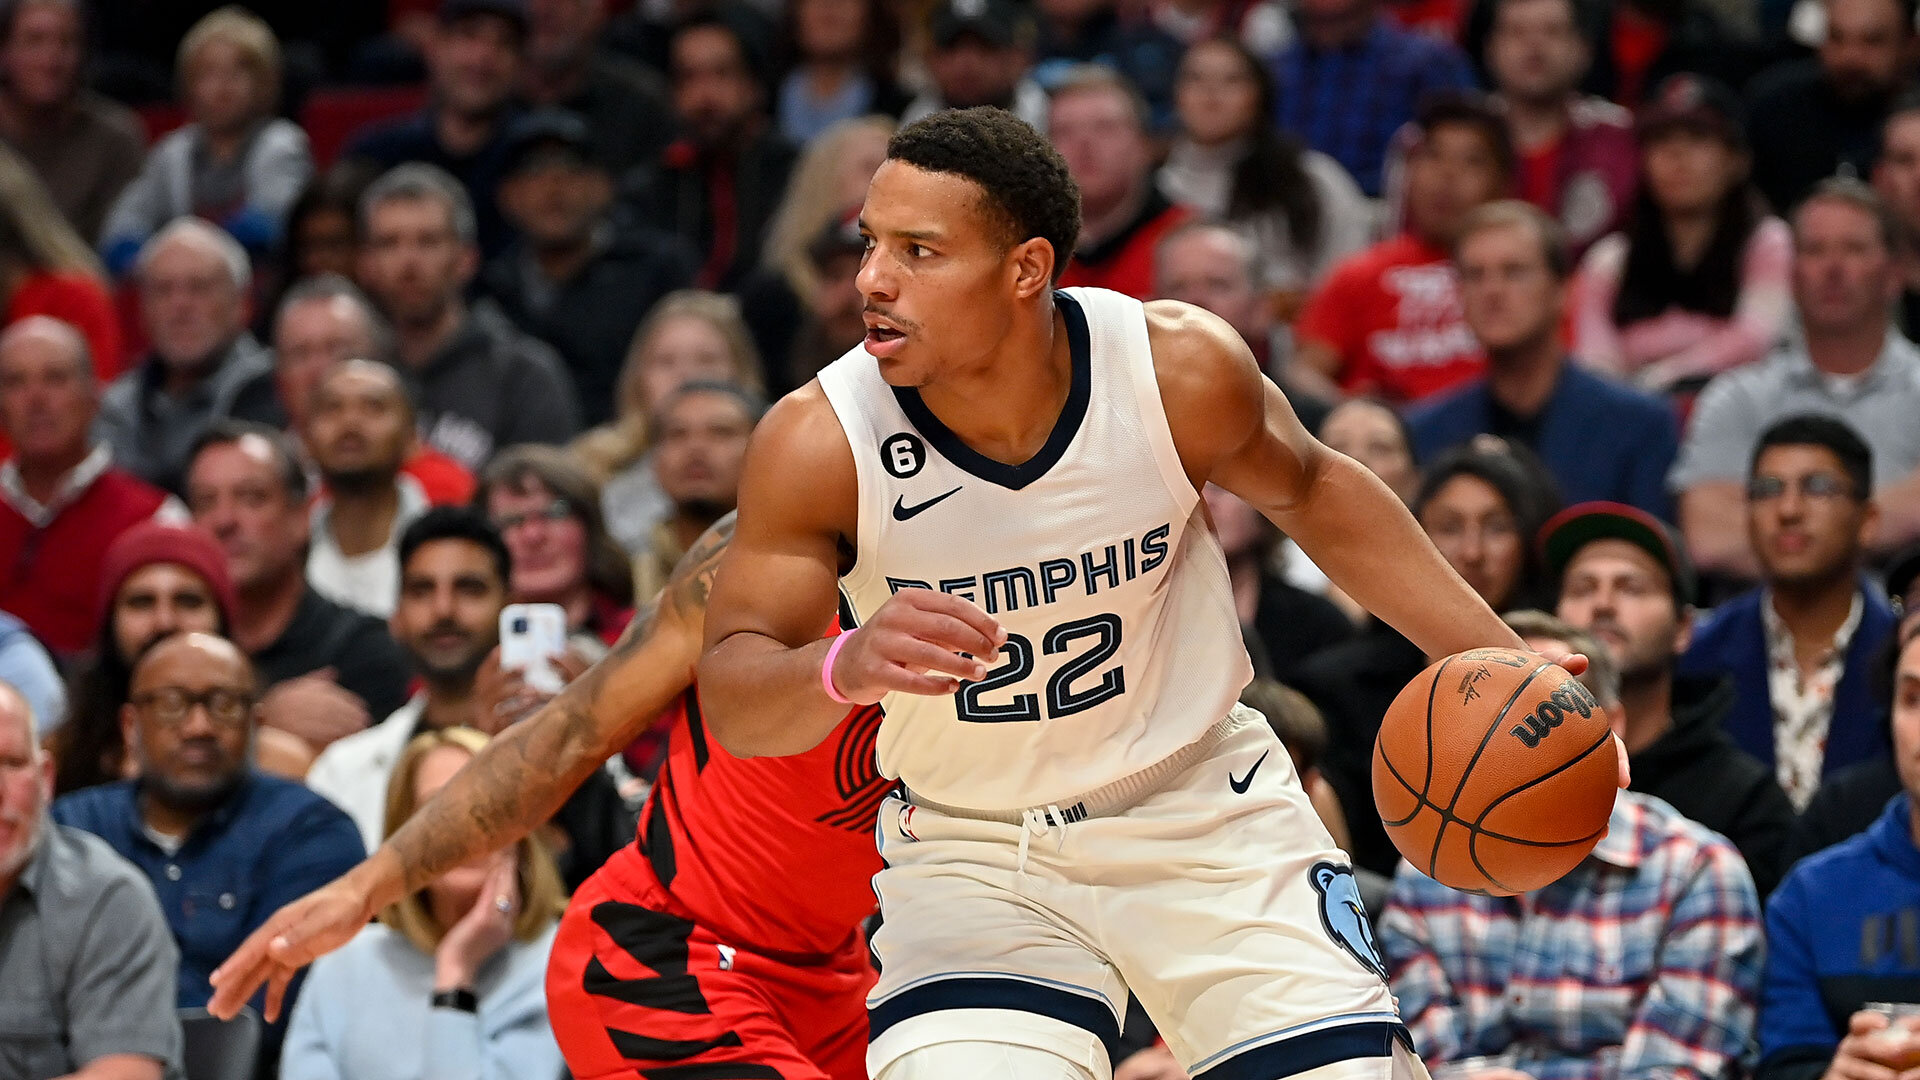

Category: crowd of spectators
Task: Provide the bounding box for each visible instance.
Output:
[6,0,1920,1075]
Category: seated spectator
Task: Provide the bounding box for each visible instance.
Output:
[52,521,234,795]
[1273,0,1475,199]
[1483,0,1634,257]
[251,275,475,506]
[186,422,413,750]
[1295,94,1508,406]
[1158,39,1371,296]
[625,10,795,293]
[0,677,183,1080]
[356,164,582,469]
[96,219,276,492]
[343,0,531,258]
[283,726,565,1080]
[1203,482,1354,683]
[1051,66,1189,299]
[52,631,364,1068]
[900,0,1050,132]
[520,0,674,176]
[1747,0,1914,221]
[280,164,376,291]
[1539,503,1797,896]
[1758,622,1920,1080]
[1298,397,1421,620]
[481,110,694,428]
[1410,201,1679,518]
[305,362,430,619]
[0,318,180,657]
[774,0,908,145]
[628,381,759,602]
[1031,0,1184,133]
[572,291,764,554]
[98,8,313,275]
[1874,92,1920,340]
[1672,180,1920,576]
[1379,784,1762,1077]
[1569,75,1791,397]
[1679,415,1897,809]
[0,0,143,244]
[1294,438,1560,876]
[771,212,872,391]
[479,445,635,648]
[0,147,120,374]
[746,114,892,386]
[306,508,632,888]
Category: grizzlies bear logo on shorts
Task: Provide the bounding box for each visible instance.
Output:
[1311,861,1388,981]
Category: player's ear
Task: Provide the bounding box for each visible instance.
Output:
[1008,238,1055,299]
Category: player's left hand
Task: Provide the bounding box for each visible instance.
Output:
[1115,1046,1190,1080]
[1526,642,1631,791]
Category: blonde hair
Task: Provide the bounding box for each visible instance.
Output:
[0,144,100,278]
[760,115,894,303]
[177,6,282,117]
[377,728,568,952]
[572,291,764,478]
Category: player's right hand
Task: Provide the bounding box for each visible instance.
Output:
[206,872,377,1023]
[827,587,1006,703]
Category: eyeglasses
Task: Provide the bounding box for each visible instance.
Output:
[130,687,254,730]
[492,498,574,532]
[1745,473,1855,502]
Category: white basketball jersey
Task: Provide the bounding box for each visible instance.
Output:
[817,287,1253,811]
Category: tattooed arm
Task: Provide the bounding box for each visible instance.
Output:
[206,515,736,1023]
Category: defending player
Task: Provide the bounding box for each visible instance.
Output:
[694,108,1618,1080]
[206,518,891,1079]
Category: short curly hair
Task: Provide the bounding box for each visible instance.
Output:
[885,107,1082,284]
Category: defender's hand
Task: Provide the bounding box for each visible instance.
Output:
[827,589,1006,703]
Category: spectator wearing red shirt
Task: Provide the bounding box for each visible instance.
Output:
[1052,66,1191,300]
[0,317,180,657]
[0,145,121,378]
[1296,93,1512,405]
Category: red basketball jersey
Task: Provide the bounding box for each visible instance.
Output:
[615,687,891,957]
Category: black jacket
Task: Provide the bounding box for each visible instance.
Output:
[623,129,797,293]
[1791,755,1903,868]
[1630,675,1798,898]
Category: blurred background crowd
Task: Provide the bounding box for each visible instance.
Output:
[5,0,1920,1074]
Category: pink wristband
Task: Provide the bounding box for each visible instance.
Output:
[821,631,857,704]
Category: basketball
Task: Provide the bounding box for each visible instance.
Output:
[1373,647,1619,896]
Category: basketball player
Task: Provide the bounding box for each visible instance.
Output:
[205,516,894,1079]
[693,107,1616,1080]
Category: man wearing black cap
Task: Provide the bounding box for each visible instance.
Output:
[902,0,1050,131]
[1544,500,1797,897]
[481,109,696,426]
[343,0,530,258]
[624,8,796,293]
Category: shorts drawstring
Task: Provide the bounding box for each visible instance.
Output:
[1016,804,1070,877]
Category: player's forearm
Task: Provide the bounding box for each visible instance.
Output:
[1282,451,1522,658]
[698,632,848,758]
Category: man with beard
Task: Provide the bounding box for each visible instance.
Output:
[1746,0,1917,217]
[902,0,1050,132]
[306,507,632,888]
[1543,500,1798,897]
[0,678,183,1080]
[304,361,429,619]
[631,381,760,601]
[52,632,363,1073]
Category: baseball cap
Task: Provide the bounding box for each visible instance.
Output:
[1538,501,1697,607]
[1637,73,1746,148]
[439,0,530,34]
[930,0,1032,49]
[502,109,595,176]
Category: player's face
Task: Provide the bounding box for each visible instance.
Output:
[394,539,505,685]
[855,161,1030,387]
[1420,474,1524,611]
[1555,539,1686,682]
[1747,444,1874,587]
[1893,634,1920,801]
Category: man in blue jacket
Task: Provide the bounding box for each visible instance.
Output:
[1679,413,1895,810]
[1760,621,1920,1079]
[1408,199,1679,519]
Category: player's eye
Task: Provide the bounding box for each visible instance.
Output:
[909,244,933,258]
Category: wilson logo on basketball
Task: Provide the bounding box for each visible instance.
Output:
[1509,683,1600,748]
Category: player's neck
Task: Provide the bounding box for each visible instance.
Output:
[913,301,1074,468]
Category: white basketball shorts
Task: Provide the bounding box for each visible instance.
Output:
[866,705,1412,1080]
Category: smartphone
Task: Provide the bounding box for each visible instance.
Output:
[499,603,568,694]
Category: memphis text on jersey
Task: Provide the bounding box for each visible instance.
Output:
[882,521,1173,614]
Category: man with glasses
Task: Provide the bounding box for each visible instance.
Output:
[1678,414,1898,810]
[52,631,363,1074]
[1672,178,1920,581]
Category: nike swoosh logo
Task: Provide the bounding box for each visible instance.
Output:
[1229,750,1270,794]
[892,487,963,521]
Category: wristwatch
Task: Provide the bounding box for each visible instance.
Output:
[430,988,478,1013]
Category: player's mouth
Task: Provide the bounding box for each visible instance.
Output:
[864,322,908,358]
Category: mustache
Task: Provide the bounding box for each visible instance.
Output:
[863,303,921,332]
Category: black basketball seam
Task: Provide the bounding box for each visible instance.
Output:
[1462,727,1614,894]
[1441,662,1551,815]
[1468,726,1615,834]
[1419,655,1452,803]
[1472,822,1610,848]
[1376,748,1425,827]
